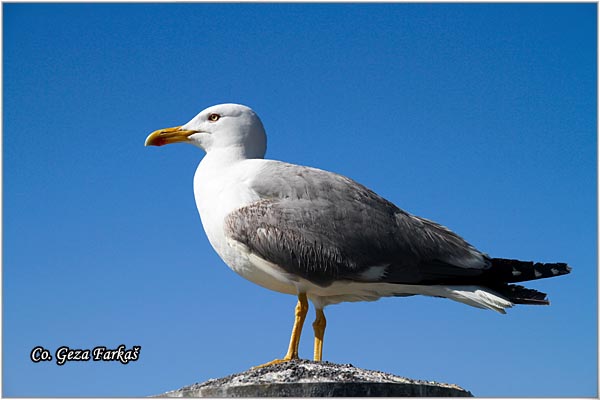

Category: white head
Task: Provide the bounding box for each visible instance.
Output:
[145,103,267,159]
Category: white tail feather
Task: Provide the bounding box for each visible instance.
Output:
[442,285,514,314]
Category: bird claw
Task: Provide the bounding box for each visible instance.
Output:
[252,357,298,369]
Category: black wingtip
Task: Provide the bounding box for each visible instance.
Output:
[565,264,573,274]
[490,258,572,283]
[494,284,550,305]
[548,262,572,277]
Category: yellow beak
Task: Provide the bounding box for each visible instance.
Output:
[144,126,198,147]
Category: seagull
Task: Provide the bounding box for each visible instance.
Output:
[145,103,571,367]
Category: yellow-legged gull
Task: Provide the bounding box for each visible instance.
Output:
[145,103,571,366]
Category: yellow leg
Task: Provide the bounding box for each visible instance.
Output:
[312,308,326,361]
[253,293,308,369]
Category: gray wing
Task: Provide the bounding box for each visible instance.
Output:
[224,161,491,287]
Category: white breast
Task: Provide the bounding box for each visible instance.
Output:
[193,155,298,295]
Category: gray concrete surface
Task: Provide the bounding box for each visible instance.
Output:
[155,359,473,397]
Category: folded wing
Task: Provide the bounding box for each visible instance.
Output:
[225,161,492,287]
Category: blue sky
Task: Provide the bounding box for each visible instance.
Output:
[3,3,597,397]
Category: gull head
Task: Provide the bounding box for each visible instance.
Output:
[145,103,267,159]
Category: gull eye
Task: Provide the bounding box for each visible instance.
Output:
[208,113,220,122]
